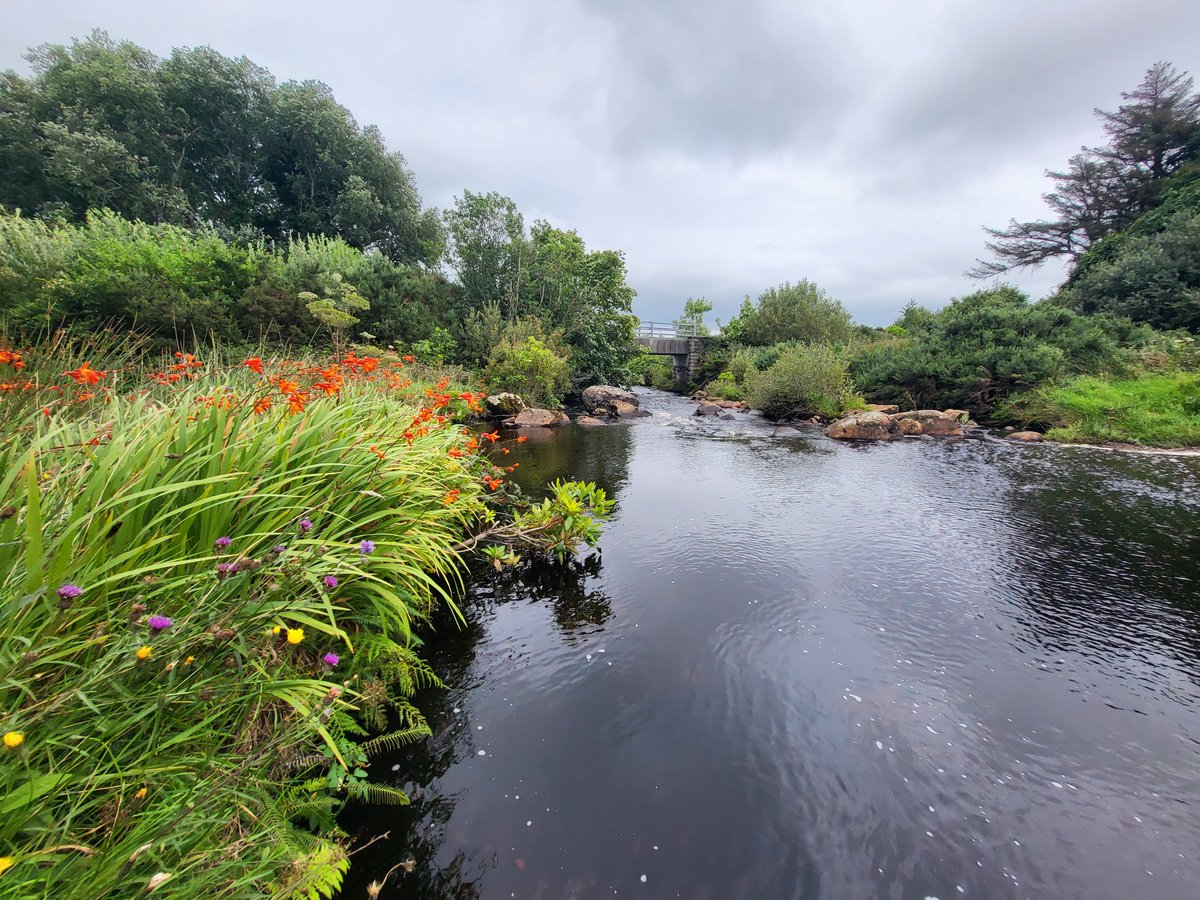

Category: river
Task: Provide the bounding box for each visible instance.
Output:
[342,388,1200,899]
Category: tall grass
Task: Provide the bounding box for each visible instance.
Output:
[1011,372,1200,447]
[0,339,499,896]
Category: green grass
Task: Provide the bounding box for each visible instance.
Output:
[1014,372,1200,447]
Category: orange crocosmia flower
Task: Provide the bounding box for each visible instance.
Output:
[286,392,308,414]
[86,436,101,446]
[369,445,386,460]
[402,355,415,363]
[278,379,299,395]
[244,357,264,375]
[65,363,105,385]
[314,381,340,397]
[466,437,479,451]
[482,431,500,443]
[458,392,474,402]
[448,447,464,458]
[443,489,461,505]
[253,397,272,414]
[505,463,520,472]
[485,477,502,491]
[75,391,95,402]
[501,447,510,455]
[516,435,528,443]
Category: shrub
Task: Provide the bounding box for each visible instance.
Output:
[484,320,570,406]
[745,343,859,418]
[703,371,743,400]
[721,280,853,346]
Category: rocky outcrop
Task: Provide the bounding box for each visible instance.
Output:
[772,426,802,437]
[823,411,894,441]
[575,415,610,427]
[1006,430,1044,442]
[694,402,723,417]
[866,403,900,415]
[824,408,970,441]
[582,385,639,417]
[485,392,526,417]
[890,410,964,436]
[513,408,569,427]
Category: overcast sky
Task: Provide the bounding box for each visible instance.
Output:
[5,1,1200,325]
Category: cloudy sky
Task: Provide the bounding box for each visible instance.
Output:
[4,1,1200,325]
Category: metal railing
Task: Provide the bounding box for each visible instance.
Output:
[636,321,700,338]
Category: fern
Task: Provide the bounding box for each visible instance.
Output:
[361,723,432,757]
[344,781,411,806]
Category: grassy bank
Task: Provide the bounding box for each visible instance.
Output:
[1007,372,1200,447]
[0,337,602,896]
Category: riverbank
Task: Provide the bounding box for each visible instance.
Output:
[0,341,611,897]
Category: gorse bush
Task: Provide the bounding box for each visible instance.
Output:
[848,286,1143,415]
[0,339,613,895]
[745,343,859,419]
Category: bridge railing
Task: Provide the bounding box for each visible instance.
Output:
[636,321,699,338]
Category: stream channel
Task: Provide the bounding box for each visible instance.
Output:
[342,387,1200,900]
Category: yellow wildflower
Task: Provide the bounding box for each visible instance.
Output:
[136,646,152,661]
[0,857,13,877]
[2,732,23,749]
[184,656,194,665]
[286,628,304,645]
[134,787,147,800]
[271,626,281,635]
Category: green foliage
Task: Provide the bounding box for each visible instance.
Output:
[675,296,713,336]
[1057,166,1200,331]
[628,351,675,390]
[483,319,571,407]
[745,343,859,419]
[1005,372,1200,447]
[721,280,853,347]
[0,31,439,264]
[299,272,370,351]
[848,286,1142,415]
[510,480,615,562]
[703,371,743,400]
[410,326,458,366]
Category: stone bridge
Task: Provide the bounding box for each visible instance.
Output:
[635,322,707,387]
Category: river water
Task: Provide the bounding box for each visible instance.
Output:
[343,388,1200,900]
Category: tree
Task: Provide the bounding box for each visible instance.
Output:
[0,32,439,265]
[674,297,713,335]
[442,190,526,316]
[972,62,1200,277]
[722,280,853,346]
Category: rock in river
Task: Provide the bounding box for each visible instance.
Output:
[824,411,893,441]
[513,408,569,427]
[582,385,639,416]
[485,392,527,417]
[1006,430,1044,442]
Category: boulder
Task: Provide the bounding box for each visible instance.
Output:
[824,411,893,441]
[894,416,924,436]
[694,402,723,417]
[891,409,963,436]
[613,400,650,418]
[484,392,526,417]
[943,408,970,422]
[575,416,609,427]
[513,408,569,427]
[772,426,802,437]
[866,403,900,415]
[582,385,638,416]
[1007,430,1044,442]
[690,390,709,401]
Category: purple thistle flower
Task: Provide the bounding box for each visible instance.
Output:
[148,615,173,631]
[323,575,338,589]
[272,544,287,554]
[216,562,236,578]
[57,584,84,600]
[299,518,313,533]
[322,652,340,666]
[359,540,375,556]
[215,536,232,549]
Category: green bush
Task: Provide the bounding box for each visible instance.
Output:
[484,320,571,406]
[745,343,859,418]
[703,371,743,400]
[721,280,854,346]
[848,286,1142,416]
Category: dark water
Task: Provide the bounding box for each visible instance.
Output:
[342,389,1200,900]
